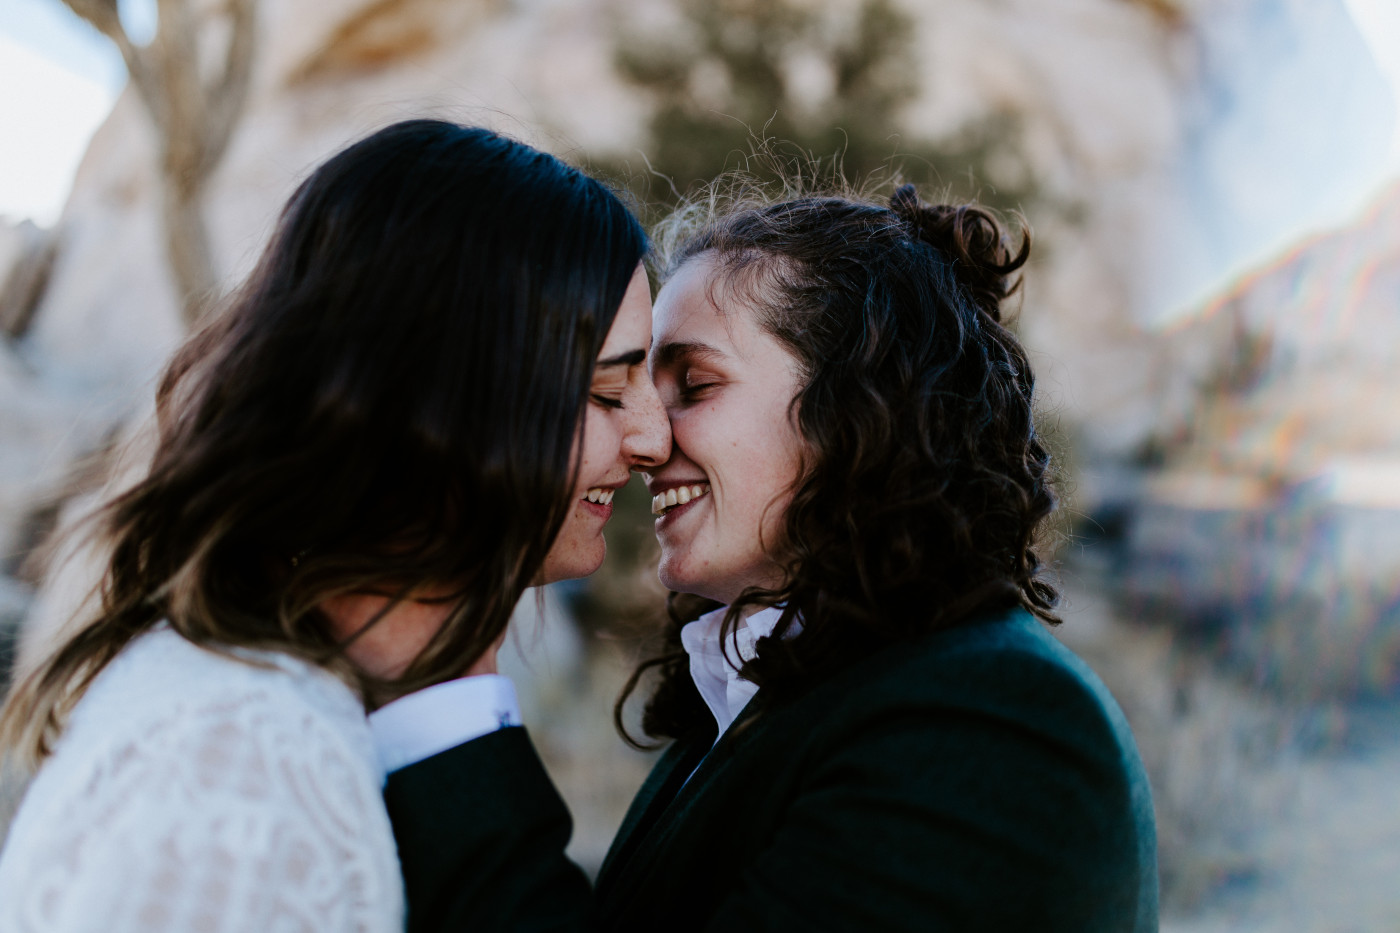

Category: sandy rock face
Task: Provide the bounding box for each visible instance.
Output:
[1148,181,1400,503]
[877,0,1389,472]
[1118,181,1400,698]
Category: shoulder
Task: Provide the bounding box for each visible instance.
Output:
[47,627,385,821]
[30,627,383,815]
[0,628,402,930]
[69,626,373,759]
[892,606,1102,685]
[755,609,1158,926]
[824,608,1129,736]
[760,608,1153,818]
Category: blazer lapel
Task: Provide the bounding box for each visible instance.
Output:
[594,695,768,917]
[596,729,710,889]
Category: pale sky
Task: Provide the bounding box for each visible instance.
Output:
[1346,0,1400,164]
[0,0,150,225]
[0,34,115,225]
[0,0,1398,228]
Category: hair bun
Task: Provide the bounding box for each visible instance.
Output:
[889,183,1030,320]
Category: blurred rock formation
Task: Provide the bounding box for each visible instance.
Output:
[1117,183,1400,699]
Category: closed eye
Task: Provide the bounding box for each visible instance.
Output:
[678,366,723,399]
[591,393,624,410]
[677,381,720,402]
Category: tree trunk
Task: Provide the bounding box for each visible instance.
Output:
[59,0,257,328]
[160,174,217,324]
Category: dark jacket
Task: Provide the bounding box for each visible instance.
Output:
[383,608,1159,932]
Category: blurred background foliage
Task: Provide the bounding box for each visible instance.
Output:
[604,0,1034,215]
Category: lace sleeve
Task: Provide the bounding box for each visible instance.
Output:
[0,683,403,933]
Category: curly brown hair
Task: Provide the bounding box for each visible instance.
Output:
[618,183,1058,745]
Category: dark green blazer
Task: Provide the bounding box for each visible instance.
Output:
[383,608,1159,931]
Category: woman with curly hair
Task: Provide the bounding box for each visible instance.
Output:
[382,183,1158,932]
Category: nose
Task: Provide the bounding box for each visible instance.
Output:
[622,373,671,469]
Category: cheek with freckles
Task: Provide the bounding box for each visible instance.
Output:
[653,405,804,602]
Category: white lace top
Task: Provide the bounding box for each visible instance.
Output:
[0,627,404,932]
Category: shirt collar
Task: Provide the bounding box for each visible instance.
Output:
[679,605,795,739]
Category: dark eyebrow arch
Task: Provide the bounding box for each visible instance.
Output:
[651,341,725,369]
[596,349,647,368]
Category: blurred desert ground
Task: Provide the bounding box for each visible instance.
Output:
[3,0,1400,929]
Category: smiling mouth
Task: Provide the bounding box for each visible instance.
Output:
[584,487,616,505]
[651,483,711,516]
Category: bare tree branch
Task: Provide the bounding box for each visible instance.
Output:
[59,0,163,129]
[154,0,204,171]
[57,0,259,325]
[204,0,258,172]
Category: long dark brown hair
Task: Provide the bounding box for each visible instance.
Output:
[619,182,1057,744]
[2,120,646,764]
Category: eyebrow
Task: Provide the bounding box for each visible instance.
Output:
[596,349,647,368]
[650,341,725,369]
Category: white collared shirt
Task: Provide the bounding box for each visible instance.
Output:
[365,605,795,776]
[679,604,795,738]
[368,674,521,780]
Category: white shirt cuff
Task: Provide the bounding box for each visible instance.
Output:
[368,674,522,779]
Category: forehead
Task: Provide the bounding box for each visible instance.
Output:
[599,265,654,356]
[652,254,759,353]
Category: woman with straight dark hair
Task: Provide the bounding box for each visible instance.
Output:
[0,119,668,931]
[379,182,1158,931]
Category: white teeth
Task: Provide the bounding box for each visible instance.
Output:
[584,487,614,505]
[651,484,710,515]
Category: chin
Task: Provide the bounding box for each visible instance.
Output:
[658,559,726,604]
[656,555,689,596]
[539,542,606,585]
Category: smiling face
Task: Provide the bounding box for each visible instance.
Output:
[646,253,807,605]
[321,267,665,681]
[538,265,671,584]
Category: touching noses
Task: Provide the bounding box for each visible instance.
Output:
[623,377,672,469]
